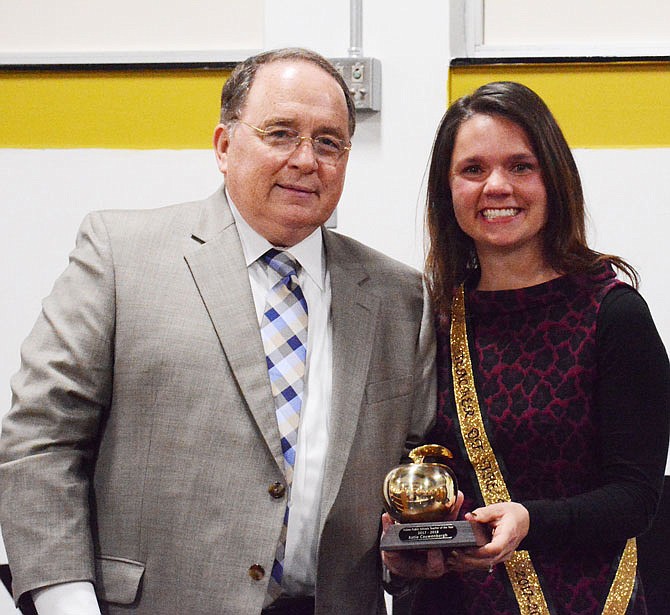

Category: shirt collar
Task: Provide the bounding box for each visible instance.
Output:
[227,187,326,291]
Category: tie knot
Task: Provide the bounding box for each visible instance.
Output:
[262,249,300,279]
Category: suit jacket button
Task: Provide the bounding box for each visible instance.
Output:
[248,564,265,581]
[268,481,286,498]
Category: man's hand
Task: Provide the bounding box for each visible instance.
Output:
[380,491,465,579]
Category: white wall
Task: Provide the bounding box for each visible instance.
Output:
[1,0,669,610]
[482,0,670,46]
[576,148,670,347]
[0,0,263,62]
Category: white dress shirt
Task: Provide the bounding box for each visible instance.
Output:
[32,194,333,613]
[230,197,333,597]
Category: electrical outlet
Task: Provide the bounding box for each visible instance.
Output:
[330,57,381,112]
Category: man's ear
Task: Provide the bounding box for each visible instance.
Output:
[213,124,230,175]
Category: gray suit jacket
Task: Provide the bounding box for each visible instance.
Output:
[0,188,435,614]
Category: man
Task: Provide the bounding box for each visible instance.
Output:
[0,48,435,615]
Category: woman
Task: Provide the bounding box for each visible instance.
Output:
[384,82,670,614]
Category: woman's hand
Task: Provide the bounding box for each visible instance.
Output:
[446,502,530,573]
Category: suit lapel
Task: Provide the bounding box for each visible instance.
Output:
[184,189,284,469]
[320,232,380,525]
[183,204,382,495]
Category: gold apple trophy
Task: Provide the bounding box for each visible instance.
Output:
[380,444,489,550]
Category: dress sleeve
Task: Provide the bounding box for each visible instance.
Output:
[522,285,670,551]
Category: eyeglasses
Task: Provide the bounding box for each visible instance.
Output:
[238,121,351,164]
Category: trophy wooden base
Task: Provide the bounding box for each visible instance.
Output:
[380,520,490,551]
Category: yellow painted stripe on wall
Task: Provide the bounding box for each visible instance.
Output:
[1,69,231,149]
[449,62,670,148]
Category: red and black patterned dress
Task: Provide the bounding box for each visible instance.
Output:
[411,265,669,615]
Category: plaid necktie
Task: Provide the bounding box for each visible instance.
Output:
[259,248,308,603]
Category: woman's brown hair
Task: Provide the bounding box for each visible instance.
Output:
[425,81,637,316]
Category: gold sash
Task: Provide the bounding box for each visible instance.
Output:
[449,284,637,615]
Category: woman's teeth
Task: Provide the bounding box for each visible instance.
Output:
[482,208,519,220]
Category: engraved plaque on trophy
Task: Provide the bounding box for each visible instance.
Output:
[380,444,489,550]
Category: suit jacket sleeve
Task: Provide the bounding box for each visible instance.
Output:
[0,211,114,600]
[406,281,437,452]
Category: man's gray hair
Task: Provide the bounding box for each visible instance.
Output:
[219,48,356,138]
